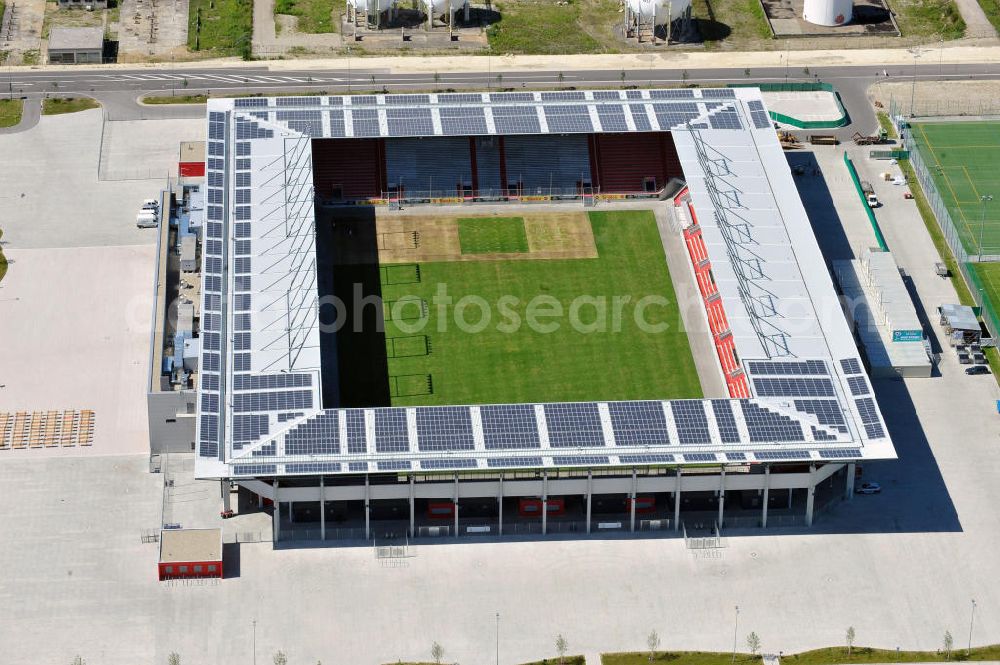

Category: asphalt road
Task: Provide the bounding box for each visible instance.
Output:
[3,61,1000,132]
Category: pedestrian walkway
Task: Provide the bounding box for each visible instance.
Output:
[0,98,39,135]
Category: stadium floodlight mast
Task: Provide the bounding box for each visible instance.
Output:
[496,612,500,665]
[731,606,740,664]
[979,195,993,261]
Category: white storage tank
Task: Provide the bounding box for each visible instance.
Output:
[802,0,852,26]
[348,0,397,16]
[626,0,692,26]
[422,0,469,20]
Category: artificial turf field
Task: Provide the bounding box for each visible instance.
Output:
[910,121,1000,256]
[379,210,703,407]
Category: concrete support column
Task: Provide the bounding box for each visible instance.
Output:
[272,480,280,542]
[320,476,326,541]
[845,462,856,500]
[221,480,231,512]
[762,465,771,529]
[788,488,793,509]
[453,475,459,537]
[364,475,371,540]
[541,472,550,536]
[805,464,816,527]
[409,476,415,537]
[257,492,263,509]
[717,468,726,529]
[585,471,593,534]
[288,501,294,523]
[673,471,682,531]
[497,476,504,536]
[629,469,637,532]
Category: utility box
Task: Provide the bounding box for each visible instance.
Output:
[180,235,197,272]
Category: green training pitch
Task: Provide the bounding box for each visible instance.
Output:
[458,217,530,254]
[911,121,1000,256]
[380,210,703,406]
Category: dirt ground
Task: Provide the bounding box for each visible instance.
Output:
[870,79,1000,117]
[376,211,598,263]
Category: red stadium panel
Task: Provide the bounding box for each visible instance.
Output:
[591,133,683,194]
[179,161,205,177]
[312,138,386,200]
[518,498,566,517]
[426,502,455,519]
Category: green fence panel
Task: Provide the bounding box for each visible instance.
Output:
[843,152,889,252]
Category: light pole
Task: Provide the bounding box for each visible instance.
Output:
[252,618,257,665]
[731,606,740,664]
[967,599,976,656]
[496,612,500,665]
[347,46,352,94]
[979,195,992,260]
[908,48,924,117]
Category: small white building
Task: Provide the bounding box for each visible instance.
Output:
[47,27,104,64]
[180,235,197,273]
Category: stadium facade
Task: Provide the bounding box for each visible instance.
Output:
[193,87,896,540]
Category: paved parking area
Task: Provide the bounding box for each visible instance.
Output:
[0,108,201,249]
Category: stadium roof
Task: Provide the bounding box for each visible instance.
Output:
[193,87,896,480]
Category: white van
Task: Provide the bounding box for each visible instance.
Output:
[141,199,160,212]
[136,211,159,228]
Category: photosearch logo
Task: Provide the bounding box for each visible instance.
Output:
[318,283,676,335]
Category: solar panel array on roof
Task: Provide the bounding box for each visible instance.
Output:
[793,399,847,432]
[753,450,810,460]
[487,456,544,468]
[618,453,675,464]
[345,410,366,453]
[480,404,540,449]
[541,91,586,101]
[438,93,484,104]
[708,108,743,130]
[740,401,805,442]
[328,110,346,137]
[233,391,313,413]
[847,376,871,396]
[596,105,629,132]
[607,401,669,446]
[746,100,772,129]
[440,106,488,136]
[490,92,535,102]
[421,458,477,470]
[552,455,609,466]
[545,403,604,447]
[387,107,434,136]
[543,105,593,133]
[286,462,342,474]
[819,448,862,459]
[374,409,409,452]
[285,412,339,455]
[753,377,835,397]
[840,358,863,375]
[416,407,476,451]
[854,397,886,438]
[711,400,741,443]
[684,452,717,462]
[650,89,696,99]
[492,106,541,134]
[747,360,828,375]
[671,401,710,444]
[352,108,380,137]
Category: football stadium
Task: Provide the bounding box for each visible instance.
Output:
[194,88,896,541]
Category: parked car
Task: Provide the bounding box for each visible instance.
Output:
[856,482,881,495]
[965,365,990,376]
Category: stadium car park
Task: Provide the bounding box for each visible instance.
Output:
[138,87,901,545]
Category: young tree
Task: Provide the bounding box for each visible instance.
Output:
[647,630,661,662]
[557,71,565,88]
[846,627,856,656]
[168,654,181,665]
[944,630,954,660]
[431,642,444,665]
[273,652,287,665]
[556,634,569,664]
[746,632,761,656]
[496,73,504,88]
[681,70,689,84]
[620,70,627,87]
[744,68,751,78]
[71,658,86,665]
[433,72,442,89]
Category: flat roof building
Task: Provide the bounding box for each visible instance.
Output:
[47,27,104,64]
[158,528,223,580]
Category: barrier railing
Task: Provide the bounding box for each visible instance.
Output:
[729,81,849,128]
[843,152,889,251]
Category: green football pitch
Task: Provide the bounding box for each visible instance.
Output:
[380,210,703,406]
[911,121,1000,256]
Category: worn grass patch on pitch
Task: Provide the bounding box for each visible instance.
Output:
[458,217,530,254]
[381,209,701,406]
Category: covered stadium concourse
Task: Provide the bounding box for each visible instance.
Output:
[194,89,897,543]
